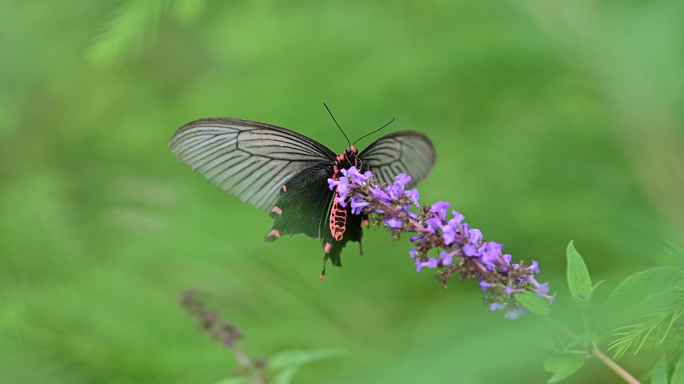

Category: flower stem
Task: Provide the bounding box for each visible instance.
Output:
[592,345,641,384]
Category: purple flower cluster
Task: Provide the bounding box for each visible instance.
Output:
[328,166,556,319]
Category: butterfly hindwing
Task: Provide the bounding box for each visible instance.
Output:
[359,130,435,188]
[265,164,334,241]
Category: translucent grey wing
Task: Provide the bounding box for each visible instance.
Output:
[169,117,336,213]
[358,131,435,188]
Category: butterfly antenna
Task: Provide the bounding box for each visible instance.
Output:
[353,116,395,146]
[324,103,350,147]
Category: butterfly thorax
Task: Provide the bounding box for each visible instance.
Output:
[329,146,359,241]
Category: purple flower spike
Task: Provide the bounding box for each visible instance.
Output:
[324,167,554,313]
[395,173,411,186]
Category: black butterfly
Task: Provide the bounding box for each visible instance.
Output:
[169,112,435,277]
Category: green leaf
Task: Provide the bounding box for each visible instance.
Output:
[516,291,551,316]
[671,355,684,384]
[600,267,684,329]
[273,366,300,384]
[651,356,667,384]
[543,354,586,383]
[566,332,599,349]
[268,349,347,371]
[566,241,593,300]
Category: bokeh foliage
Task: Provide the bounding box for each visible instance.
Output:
[1,0,684,383]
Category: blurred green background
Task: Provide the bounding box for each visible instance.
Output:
[2,0,684,383]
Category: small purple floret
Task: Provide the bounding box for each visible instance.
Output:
[430,201,450,219]
[528,260,540,274]
[440,251,453,265]
[406,189,420,205]
[536,282,550,297]
[395,173,411,186]
[385,216,403,228]
[351,195,369,214]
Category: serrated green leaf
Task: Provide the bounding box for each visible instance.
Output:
[651,356,667,384]
[544,354,586,383]
[671,355,684,384]
[273,366,300,384]
[566,241,593,300]
[566,332,599,349]
[268,349,347,371]
[516,291,551,316]
[600,267,684,329]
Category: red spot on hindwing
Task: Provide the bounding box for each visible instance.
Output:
[268,229,280,238]
[271,206,282,215]
[282,185,287,192]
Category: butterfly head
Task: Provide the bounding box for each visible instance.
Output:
[345,146,358,155]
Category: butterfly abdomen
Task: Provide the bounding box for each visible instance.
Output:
[329,200,347,241]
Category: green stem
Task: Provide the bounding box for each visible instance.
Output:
[541,316,641,384]
[592,345,641,384]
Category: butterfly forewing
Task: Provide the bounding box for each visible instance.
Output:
[169,118,336,213]
[359,131,435,188]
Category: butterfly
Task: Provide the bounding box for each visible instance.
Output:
[169,109,435,277]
